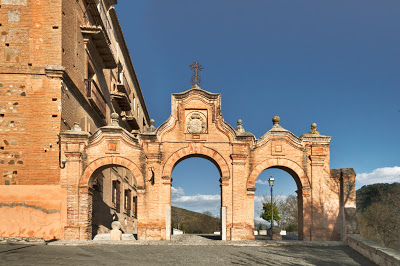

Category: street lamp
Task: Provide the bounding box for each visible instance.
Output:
[268,176,275,239]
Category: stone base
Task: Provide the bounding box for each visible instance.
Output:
[93,234,136,241]
[271,228,282,240]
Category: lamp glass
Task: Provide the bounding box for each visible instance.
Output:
[268,177,275,187]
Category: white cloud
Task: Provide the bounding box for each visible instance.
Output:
[172,192,221,216]
[357,166,400,186]
[171,186,184,196]
[255,180,269,185]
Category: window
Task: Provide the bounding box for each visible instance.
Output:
[112,180,121,211]
[125,189,131,216]
[132,196,137,218]
[112,180,117,204]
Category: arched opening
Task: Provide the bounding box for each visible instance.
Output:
[170,156,222,240]
[88,165,138,240]
[254,167,303,240]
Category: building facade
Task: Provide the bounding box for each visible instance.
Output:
[0,0,149,239]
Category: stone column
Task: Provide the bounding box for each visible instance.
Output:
[221,206,227,240]
[59,123,89,240]
[161,175,172,240]
[220,176,231,240]
[136,187,146,240]
[230,153,252,240]
[165,205,171,240]
[78,186,93,240]
[300,123,334,241]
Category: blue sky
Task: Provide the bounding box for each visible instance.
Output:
[115,1,400,216]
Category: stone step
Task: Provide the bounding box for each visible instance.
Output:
[93,234,136,241]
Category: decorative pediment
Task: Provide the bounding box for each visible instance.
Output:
[172,85,220,101]
[257,116,303,146]
[155,85,240,142]
[88,113,139,148]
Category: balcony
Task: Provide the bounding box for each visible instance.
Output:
[122,110,139,130]
[111,73,131,111]
[111,92,131,111]
[80,25,117,69]
[85,79,107,118]
[117,72,132,96]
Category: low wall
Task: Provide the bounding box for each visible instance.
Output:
[347,235,400,266]
[0,185,67,240]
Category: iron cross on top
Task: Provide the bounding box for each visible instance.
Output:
[189,62,203,86]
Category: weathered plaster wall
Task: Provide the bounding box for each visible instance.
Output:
[0,185,67,239]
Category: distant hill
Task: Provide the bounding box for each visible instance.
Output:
[357,182,400,213]
[171,206,220,234]
[356,182,400,251]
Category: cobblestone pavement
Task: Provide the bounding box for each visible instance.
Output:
[0,235,376,266]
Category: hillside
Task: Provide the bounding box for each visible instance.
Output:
[356,182,400,212]
[356,182,400,251]
[171,206,220,234]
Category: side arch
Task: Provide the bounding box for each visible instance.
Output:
[80,156,145,187]
[247,158,309,189]
[162,144,230,178]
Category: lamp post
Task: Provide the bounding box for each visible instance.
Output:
[268,176,275,239]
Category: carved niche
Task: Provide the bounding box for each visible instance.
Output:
[185,111,207,134]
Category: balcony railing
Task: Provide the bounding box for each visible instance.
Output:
[122,110,139,130]
[111,74,131,111]
[85,79,107,118]
[117,72,132,96]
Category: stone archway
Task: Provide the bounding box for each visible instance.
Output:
[162,144,230,181]
[60,85,356,241]
[162,145,231,240]
[76,157,144,240]
[248,158,309,240]
[81,156,145,188]
[248,158,309,189]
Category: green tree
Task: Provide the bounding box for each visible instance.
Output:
[261,202,281,222]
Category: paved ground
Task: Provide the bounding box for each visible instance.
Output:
[0,235,376,266]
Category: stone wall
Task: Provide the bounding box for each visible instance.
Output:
[0,185,67,239]
[347,235,400,266]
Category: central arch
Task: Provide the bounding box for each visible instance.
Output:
[170,156,222,236]
[162,144,231,240]
[162,145,230,180]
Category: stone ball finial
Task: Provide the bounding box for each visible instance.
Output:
[147,119,156,133]
[308,123,320,135]
[111,112,119,120]
[72,122,82,131]
[272,116,280,125]
[110,112,119,126]
[311,123,317,130]
[236,119,245,133]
